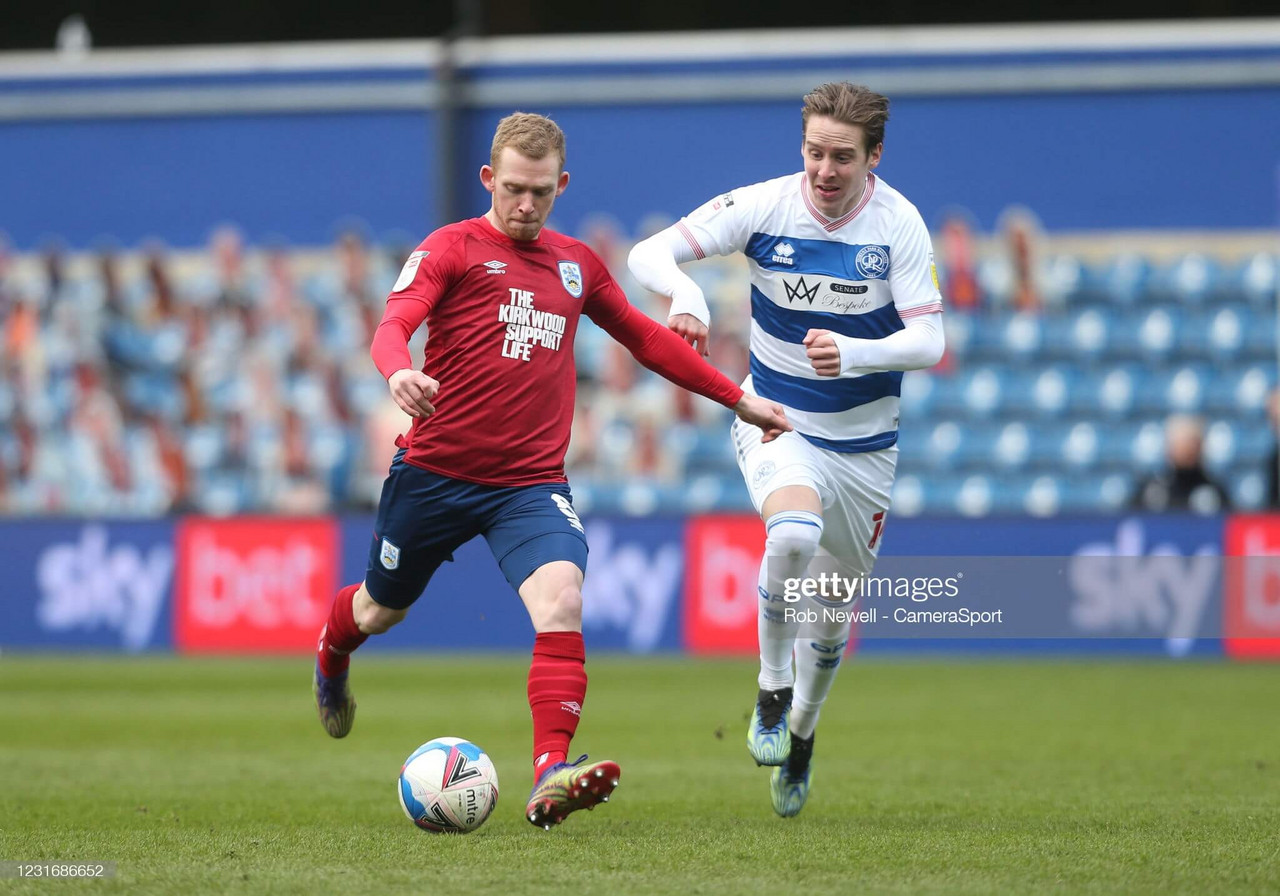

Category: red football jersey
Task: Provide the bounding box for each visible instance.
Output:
[372,216,742,487]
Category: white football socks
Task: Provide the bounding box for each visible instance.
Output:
[756,510,823,690]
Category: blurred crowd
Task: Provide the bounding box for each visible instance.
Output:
[0,218,753,517]
[1,211,1276,518]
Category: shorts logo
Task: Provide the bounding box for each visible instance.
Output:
[392,251,429,292]
[855,245,890,279]
[558,261,583,298]
[380,538,401,570]
[551,493,585,533]
[752,460,777,489]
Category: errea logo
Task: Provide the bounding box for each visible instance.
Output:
[484,260,507,274]
[771,242,796,266]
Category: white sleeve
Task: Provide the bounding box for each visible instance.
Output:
[626,228,711,326]
[831,312,945,372]
[626,187,754,327]
[888,203,944,316]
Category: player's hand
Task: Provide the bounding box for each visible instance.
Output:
[734,393,791,443]
[803,328,842,377]
[388,369,440,418]
[668,312,710,357]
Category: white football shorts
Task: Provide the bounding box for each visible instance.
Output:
[731,416,897,580]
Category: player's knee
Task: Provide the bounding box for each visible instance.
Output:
[353,584,407,635]
[763,511,823,578]
[530,582,582,632]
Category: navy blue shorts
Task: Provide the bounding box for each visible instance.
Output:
[364,451,589,610]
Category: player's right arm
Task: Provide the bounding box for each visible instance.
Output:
[370,231,467,418]
[626,188,753,357]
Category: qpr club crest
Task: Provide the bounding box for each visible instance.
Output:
[854,245,890,279]
[558,261,584,298]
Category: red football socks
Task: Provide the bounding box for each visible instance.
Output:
[316,584,367,678]
[528,631,587,779]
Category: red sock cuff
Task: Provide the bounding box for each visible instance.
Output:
[317,584,365,678]
[533,630,585,662]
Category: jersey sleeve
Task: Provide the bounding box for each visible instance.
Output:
[889,203,945,319]
[581,253,744,408]
[371,230,468,379]
[385,229,468,312]
[670,185,757,260]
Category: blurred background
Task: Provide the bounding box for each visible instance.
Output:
[2,3,1278,658]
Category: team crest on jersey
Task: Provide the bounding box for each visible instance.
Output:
[855,245,890,279]
[392,251,429,292]
[558,261,583,298]
[380,538,401,570]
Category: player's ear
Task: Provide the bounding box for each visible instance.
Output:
[480,164,496,194]
[867,143,883,169]
[556,170,570,196]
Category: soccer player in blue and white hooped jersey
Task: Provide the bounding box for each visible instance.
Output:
[629,82,944,817]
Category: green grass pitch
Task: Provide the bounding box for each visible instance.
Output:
[2,655,1277,895]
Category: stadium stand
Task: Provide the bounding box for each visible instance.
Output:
[0,226,1275,517]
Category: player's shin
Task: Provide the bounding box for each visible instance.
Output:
[527,631,587,780]
[757,511,823,688]
[317,583,368,678]
[790,599,853,739]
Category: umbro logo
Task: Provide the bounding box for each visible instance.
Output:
[783,276,820,305]
[484,260,507,274]
[560,701,582,716]
[771,242,796,266]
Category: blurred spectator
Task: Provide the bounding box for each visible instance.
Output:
[1131,414,1230,514]
[1000,207,1043,312]
[938,210,981,312]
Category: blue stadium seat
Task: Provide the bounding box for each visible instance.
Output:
[1153,252,1224,305]
[899,370,938,418]
[999,312,1043,362]
[924,420,965,471]
[960,367,1004,419]
[1227,468,1268,510]
[1003,365,1073,417]
[991,421,1032,471]
[1068,365,1132,420]
[1231,252,1278,307]
[1066,308,1110,360]
[1100,253,1154,306]
[1128,420,1168,474]
[941,314,974,363]
[1205,363,1274,415]
[1041,254,1086,308]
[1058,420,1101,471]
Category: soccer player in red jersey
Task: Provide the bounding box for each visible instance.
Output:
[314,112,790,830]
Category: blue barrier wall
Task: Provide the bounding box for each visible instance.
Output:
[3,27,1278,248]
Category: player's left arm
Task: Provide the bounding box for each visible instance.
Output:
[804,205,945,377]
[586,274,790,442]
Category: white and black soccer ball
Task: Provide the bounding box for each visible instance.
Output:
[398,737,499,834]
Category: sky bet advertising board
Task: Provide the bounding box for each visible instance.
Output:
[681,515,1228,657]
[0,514,1275,658]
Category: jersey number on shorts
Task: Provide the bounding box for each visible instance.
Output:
[552,494,585,533]
[868,511,886,550]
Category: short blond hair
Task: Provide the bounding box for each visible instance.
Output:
[801,82,890,152]
[490,112,566,170]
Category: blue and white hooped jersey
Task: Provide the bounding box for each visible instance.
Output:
[676,172,943,453]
